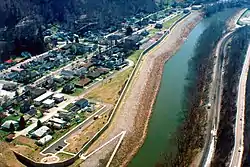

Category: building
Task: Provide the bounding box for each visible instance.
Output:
[75,98,89,109]
[36,135,53,146]
[154,23,163,29]
[53,94,64,103]
[49,117,66,126]
[32,126,50,139]
[2,83,17,91]
[25,86,46,99]
[191,5,202,10]
[43,99,55,108]
[1,120,18,131]
[75,78,92,88]
[34,91,54,106]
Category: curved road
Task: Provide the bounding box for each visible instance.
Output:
[229,44,250,167]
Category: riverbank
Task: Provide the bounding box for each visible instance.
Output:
[77,11,203,167]
[121,12,203,167]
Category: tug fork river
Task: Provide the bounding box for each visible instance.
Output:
[129,9,236,167]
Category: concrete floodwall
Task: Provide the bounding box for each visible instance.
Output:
[14,151,78,167]
[13,12,191,167]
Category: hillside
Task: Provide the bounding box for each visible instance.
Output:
[0,0,157,61]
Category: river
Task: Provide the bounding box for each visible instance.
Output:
[129,9,237,167]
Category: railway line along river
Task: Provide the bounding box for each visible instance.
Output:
[129,9,237,167]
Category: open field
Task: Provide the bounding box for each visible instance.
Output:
[65,112,110,154]
[85,68,132,104]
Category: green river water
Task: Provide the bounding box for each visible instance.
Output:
[129,9,237,167]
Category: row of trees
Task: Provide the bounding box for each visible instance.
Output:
[156,12,229,167]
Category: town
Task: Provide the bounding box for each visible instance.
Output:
[0,5,195,165]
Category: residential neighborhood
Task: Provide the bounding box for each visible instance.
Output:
[0,5,188,165]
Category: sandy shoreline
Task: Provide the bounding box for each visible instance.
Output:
[80,11,203,167]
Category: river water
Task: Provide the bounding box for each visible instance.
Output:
[129,9,237,167]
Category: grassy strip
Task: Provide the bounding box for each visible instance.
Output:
[85,68,132,104]
[163,14,184,29]
[128,50,143,63]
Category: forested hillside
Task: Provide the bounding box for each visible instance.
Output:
[0,0,157,61]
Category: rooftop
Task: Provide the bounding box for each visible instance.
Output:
[1,120,18,129]
[43,99,55,105]
[34,91,54,102]
[53,93,64,99]
[32,126,50,138]
[37,135,53,145]
[49,117,66,125]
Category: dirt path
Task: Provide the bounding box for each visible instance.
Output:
[79,11,203,167]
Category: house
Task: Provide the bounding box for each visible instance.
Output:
[75,98,89,109]
[62,83,75,94]
[191,5,202,10]
[124,34,142,50]
[47,122,63,129]
[58,111,75,121]
[75,78,92,88]
[49,117,66,126]
[26,107,37,116]
[32,126,50,139]
[53,94,64,103]
[2,83,17,91]
[25,86,46,99]
[1,120,18,131]
[42,99,55,108]
[36,135,53,146]
[34,91,54,106]
[87,71,101,80]
[155,23,163,29]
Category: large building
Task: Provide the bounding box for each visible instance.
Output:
[34,91,54,106]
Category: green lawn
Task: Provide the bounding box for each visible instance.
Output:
[64,103,74,110]
[148,28,160,37]
[128,50,143,63]
[2,115,20,122]
[0,130,9,141]
[163,14,183,29]
[71,88,85,96]
[57,152,73,161]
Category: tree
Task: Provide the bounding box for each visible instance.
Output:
[37,120,42,128]
[125,26,133,36]
[9,123,15,133]
[19,116,26,130]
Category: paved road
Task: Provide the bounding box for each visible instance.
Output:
[201,31,234,167]
[229,44,250,167]
[41,104,111,155]
[201,8,248,166]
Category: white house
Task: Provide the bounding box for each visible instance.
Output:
[36,135,53,145]
[32,126,50,138]
[43,99,55,108]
